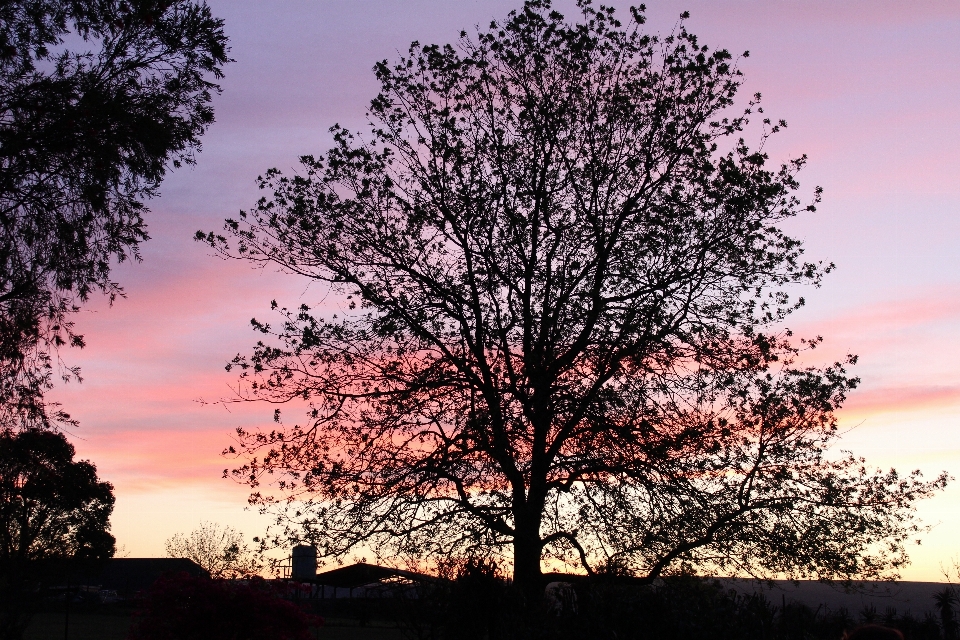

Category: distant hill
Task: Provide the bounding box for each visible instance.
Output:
[718,579,950,616]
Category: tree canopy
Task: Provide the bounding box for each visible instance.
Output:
[201,0,947,599]
[0,0,229,430]
[165,521,263,579]
[0,428,114,639]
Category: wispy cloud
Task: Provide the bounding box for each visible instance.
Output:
[842,385,960,417]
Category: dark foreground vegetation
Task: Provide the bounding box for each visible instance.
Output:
[389,569,953,640]
[24,573,322,640]
[19,566,960,640]
[128,573,321,640]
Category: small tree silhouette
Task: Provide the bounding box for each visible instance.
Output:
[164,521,262,579]
[934,587,958,640]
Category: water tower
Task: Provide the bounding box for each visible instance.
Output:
[291,545,317,581]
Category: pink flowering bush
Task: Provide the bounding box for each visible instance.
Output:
[128,573,321,640]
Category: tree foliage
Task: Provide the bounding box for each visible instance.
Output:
[0,0,229,430]
[0,428,115,639]
[165,521,263,579]
[201,0,947,597]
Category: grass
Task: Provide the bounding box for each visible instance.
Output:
[24,611,131,640]
[22,611,401,640]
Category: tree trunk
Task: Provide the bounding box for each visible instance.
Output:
[512,531,544,607]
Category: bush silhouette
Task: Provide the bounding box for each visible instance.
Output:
[128,572,320,640]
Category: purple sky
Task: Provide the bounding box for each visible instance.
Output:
[49,0,960,578]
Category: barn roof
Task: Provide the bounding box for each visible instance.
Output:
[310,562,436,588]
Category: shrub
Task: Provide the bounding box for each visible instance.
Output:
[128,572,321,640]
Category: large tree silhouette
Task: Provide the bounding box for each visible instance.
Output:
[0,429,114,640]
[0,0,229,429]
[201,1,946,600]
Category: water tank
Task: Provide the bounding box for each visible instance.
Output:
[291,545,317,580]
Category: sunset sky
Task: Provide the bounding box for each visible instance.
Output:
[48,0,960,580]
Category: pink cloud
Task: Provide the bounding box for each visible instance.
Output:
[791,292,960,339]
[841,385,960,417]
[70,422,267,499]
[781,290,960,423]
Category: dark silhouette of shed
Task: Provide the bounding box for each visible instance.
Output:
[298,562,438,599]
[76,558,208,596]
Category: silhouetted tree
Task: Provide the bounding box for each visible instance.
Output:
[0,428,115,640]
[0,0,230,430]
[201,0,947,601]
[934,588,958,640]
[165,521,263,579]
